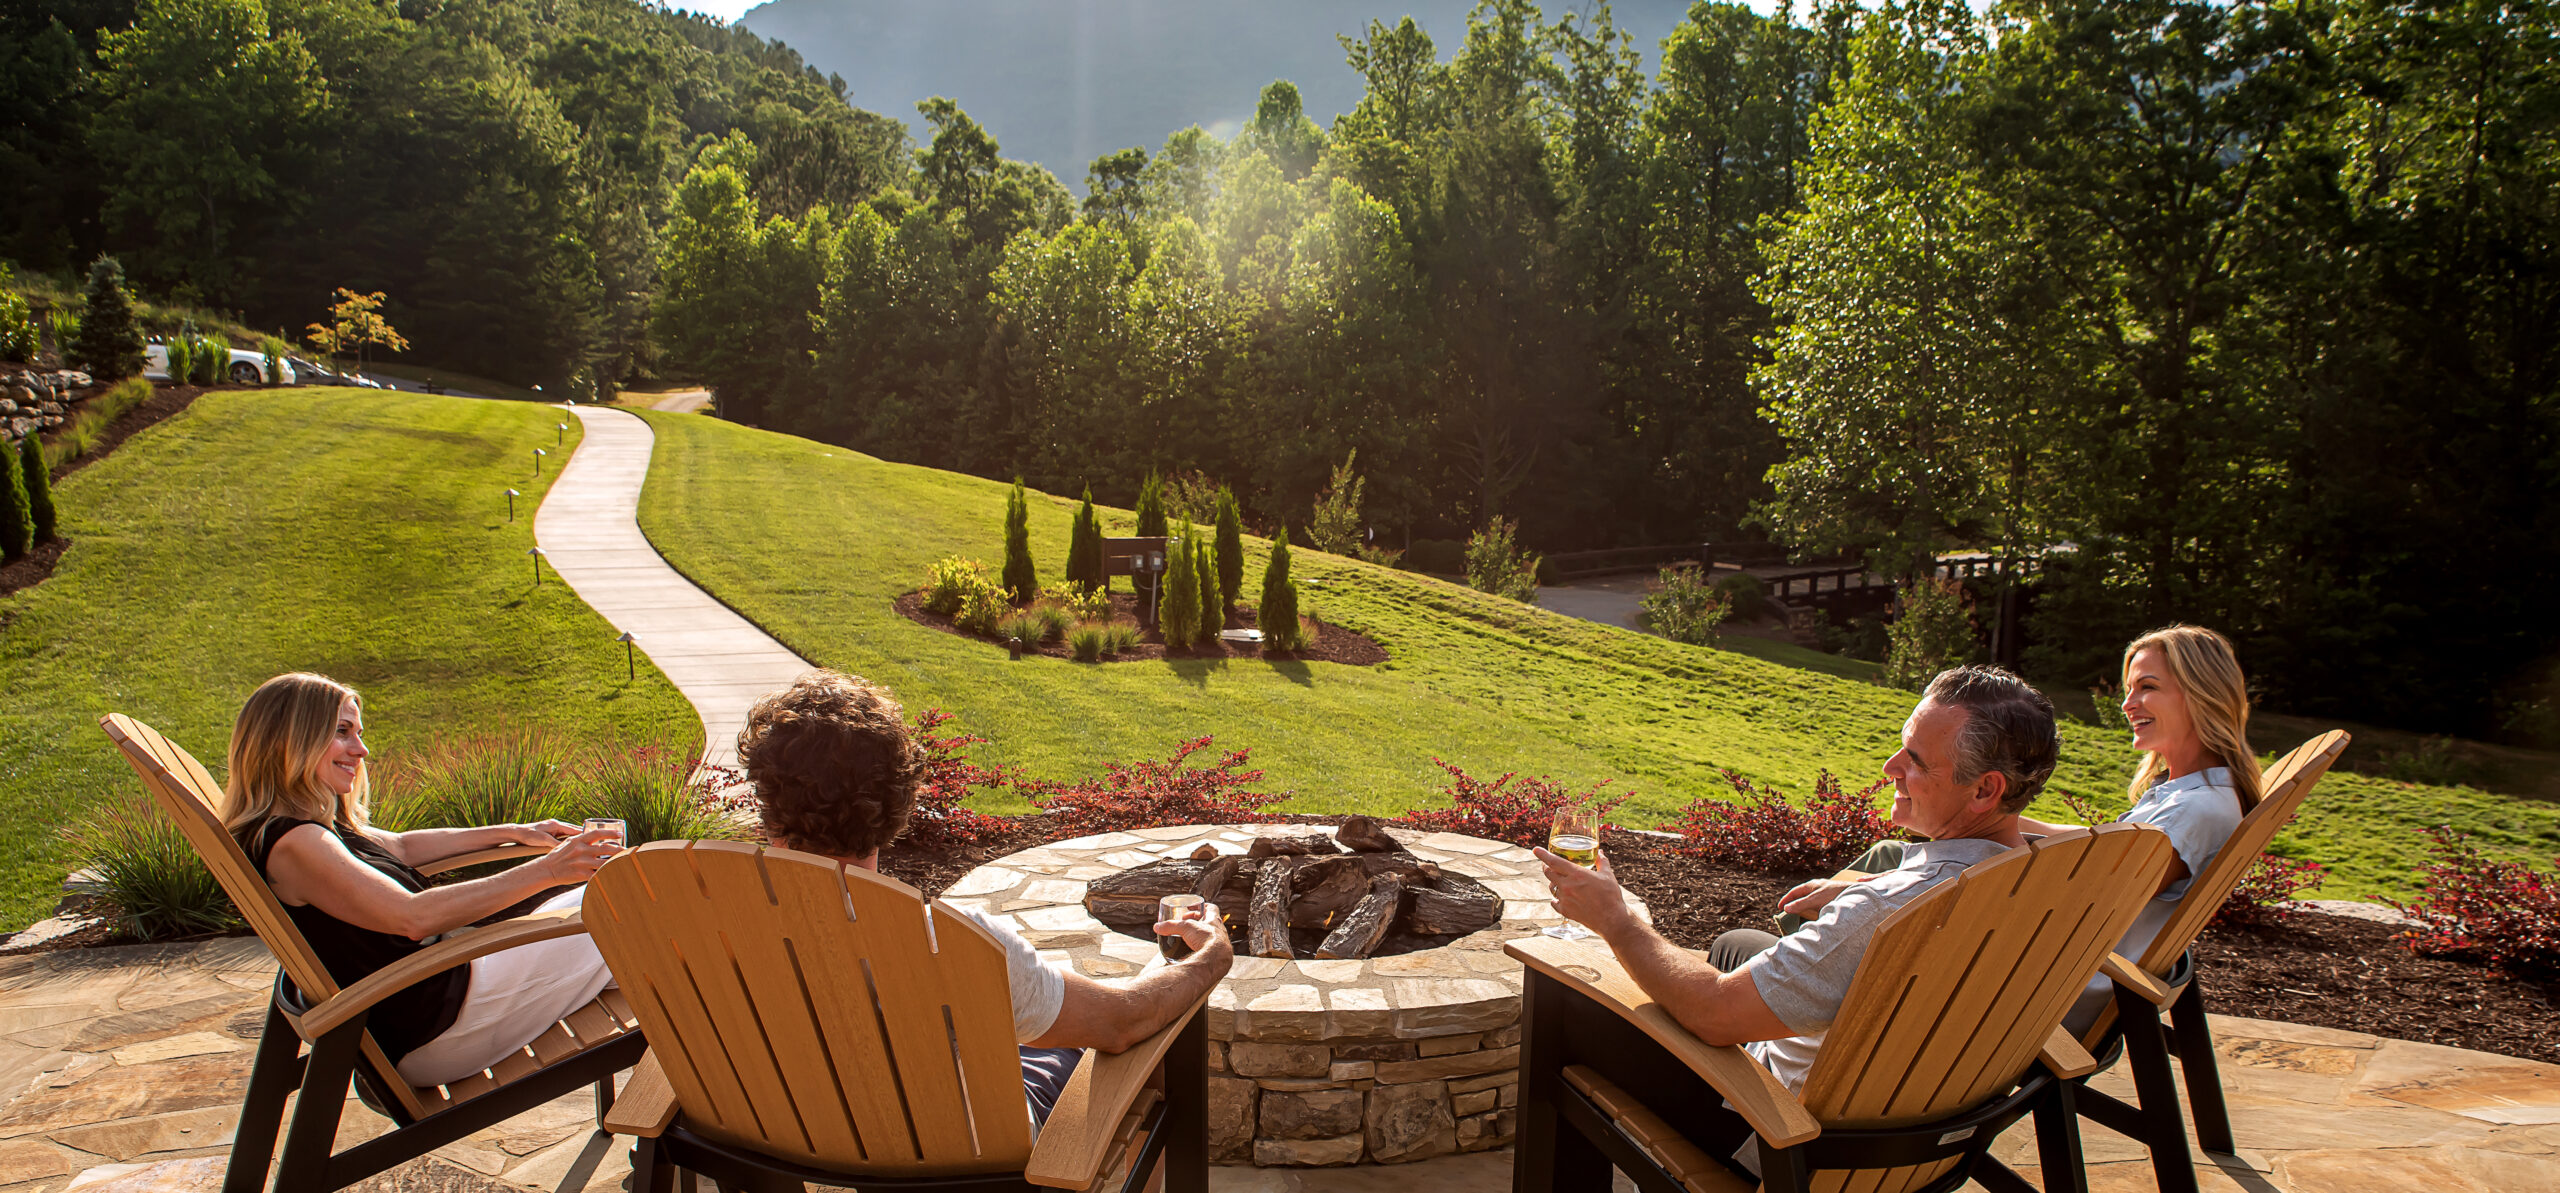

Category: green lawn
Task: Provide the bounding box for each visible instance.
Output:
[631,412,2560,900]
[0,390,697,930]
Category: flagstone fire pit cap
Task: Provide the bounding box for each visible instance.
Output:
[934,822,1651,1041]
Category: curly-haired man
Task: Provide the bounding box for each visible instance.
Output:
[738,670,1234,1127]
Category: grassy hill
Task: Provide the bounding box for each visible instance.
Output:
[0,390,697,930]
[631,411,2560,900]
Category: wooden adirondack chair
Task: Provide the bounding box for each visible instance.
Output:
[583,840,1209,1193]
[1509,823,2179,1193]
[100,714,647,1193]
[2071,730,2349,1193]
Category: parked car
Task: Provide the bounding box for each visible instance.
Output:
[143,343,296,386]
[284,357,385,389]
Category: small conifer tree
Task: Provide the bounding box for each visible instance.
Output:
[1068,487,1103,592]
[1160,530,1201,647]
[1002,479,1037,603]
[1213,487,1244,617]
[72,256,144,381]
[1259,527,1301,650]
[1192,525,1221,644]
[19,434,54,542]
[0,441,31,561]
[1135,470,1167,538]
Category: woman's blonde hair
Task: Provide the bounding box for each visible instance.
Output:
[222,673,369,834]
[2123,625,2263,813]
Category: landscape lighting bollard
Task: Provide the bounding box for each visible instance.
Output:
[505,488,520,522]
[556,423,567,446]
[528,547,545,587]
[618,631,637,680]
[533,447,547,476]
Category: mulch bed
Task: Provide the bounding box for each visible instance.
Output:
[894,589,1387,666]
[881,818,2560,1065]
[0,383,209,600]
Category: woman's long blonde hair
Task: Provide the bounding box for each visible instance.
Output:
[221,673,370,834]
[2123,625,2263,813]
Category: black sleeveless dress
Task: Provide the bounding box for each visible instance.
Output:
[239,817,470,1065]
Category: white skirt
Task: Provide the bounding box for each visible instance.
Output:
[394,886,617,1088]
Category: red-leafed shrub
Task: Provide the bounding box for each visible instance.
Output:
[1662,770,1892,875]
[2210,852,2327,929]
[2389,828,2560,979]
[900,710,1018,849]
[1395,760,1630,848]
[1026,736,1288,835]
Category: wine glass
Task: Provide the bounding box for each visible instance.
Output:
[1544,806,1601,941]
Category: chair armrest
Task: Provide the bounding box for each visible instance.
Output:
[602,1050,680,1138]
[2038,1025,2098,1078]
[416,843,548,877]
[1023,996,1206,1189]
[1507,936,1821,1148]
[300,907,588,1040]
[2100,952,2173,1007]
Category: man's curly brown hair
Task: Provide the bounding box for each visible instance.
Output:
[738,671,924,858]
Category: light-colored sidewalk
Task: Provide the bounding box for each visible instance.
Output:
[535,405,810,769]
[8,938,2553,1192]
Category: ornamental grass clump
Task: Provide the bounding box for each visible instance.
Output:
[369,726,577,831]
[2389,827,2560,979]
[1664,769,1893,875]
[1033,602,1073,642]
[1070,622,1108,662]
[996,610,1046,649]
[1026,736,1287,835]
[1397,760,1629,849]
[1102,620,1141,654]
[63,797,240,940]
[576,742,753,845]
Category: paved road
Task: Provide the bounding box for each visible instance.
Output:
[648,388,711,413]
[535,405,810,767]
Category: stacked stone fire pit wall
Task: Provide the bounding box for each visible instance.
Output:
[938,823,1652,1167]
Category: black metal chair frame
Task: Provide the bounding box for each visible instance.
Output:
[1512,969,2092,1193]
[2072,951,2237,1193]
[221,975,648,1193]
[627,1013,1210,1193]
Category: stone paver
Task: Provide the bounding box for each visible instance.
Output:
[535,405,811,769]
[12,933,2552,1191]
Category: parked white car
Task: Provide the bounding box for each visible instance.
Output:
[143,343,297,386]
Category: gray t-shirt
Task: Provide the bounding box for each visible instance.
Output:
[957,907,1068,1043]
[1741,837,2015,1093]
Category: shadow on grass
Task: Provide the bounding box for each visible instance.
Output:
[1265,659,1314,688]
[1165,658,1225,690]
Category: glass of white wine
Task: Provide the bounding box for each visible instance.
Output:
[1545,806,1601,941]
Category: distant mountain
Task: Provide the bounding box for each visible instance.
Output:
[738,0,1699,190]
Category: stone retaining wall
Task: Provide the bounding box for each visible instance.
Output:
[1209,1023,1522,1166]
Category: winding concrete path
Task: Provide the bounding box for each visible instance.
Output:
[534,405,810,768]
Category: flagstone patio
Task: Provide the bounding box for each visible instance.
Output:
[1,937,2551,1192]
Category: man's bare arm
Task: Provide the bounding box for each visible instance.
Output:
[1031,907,1234,1052]
[1536,847,1794,1047]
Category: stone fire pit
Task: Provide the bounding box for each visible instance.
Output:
[936,822,1652,1167]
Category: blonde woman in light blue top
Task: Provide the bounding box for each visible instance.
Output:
[2017,624,2265,1031]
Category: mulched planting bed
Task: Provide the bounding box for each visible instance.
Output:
[880,818,2559,1065]
[0,384,208,600]
[894,589,1387,666]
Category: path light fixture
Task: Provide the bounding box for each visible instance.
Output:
[618,631,638,680]
[528,547,546,587]
[533,447,548,476]
[505,488,521,523]
[556,422,567,446]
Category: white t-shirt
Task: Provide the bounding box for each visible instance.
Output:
[2065,767,2243,1032]
[958,907,1068,1043]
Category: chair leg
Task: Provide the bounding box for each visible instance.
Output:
[225,1003,304,1193]
[2120,1007,2200,1193]
[594,1074,617,1122]
[2034,1077,2090,1193]
[631,1138,675,1193]
[1513,973,1610,1193]
[1162,1012,1208,1193]
[272,1023,365,1192]
[2167,981,2236,1155]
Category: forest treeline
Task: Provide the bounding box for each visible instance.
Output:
[6,0,2558,741]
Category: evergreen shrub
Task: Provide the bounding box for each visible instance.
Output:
[191,335,223,385]
[1135,470,1167,537]
[1192,526,1220,645]
[1213,487,1244,616]
[956,581,1010,636]
[1405,538,1465,574]
[0,441,30,561]
[1641,566,1730,645]
[924,556,990,615]
[72,257,144,380]
[1713,572,1771,621]
[1259,528,1303,651]
[1068,488,1104,591]
[1002,478,1037,602]
[1160,530,1202,647]
[20,434,53,542]
[164,338,190,387]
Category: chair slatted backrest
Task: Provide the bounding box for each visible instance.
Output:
[1800,823,2178,1193]
[99,713,432,1119]
[2076,730,2350,1045]
[583,840,1034,1177]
